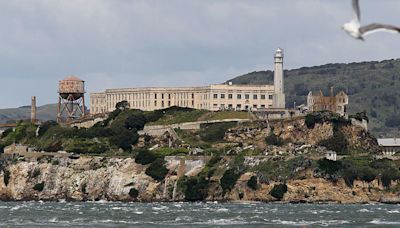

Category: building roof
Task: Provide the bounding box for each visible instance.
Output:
[377,138,400,147]
[62,75,83,82]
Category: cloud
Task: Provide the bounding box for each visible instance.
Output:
[0,0,399,108]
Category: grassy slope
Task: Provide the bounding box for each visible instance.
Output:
[228,59,400,137]
[0,104,57,123]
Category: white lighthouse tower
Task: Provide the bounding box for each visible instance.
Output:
[272,48,285,108]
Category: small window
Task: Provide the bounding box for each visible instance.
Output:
[228,94,233,99]
[162,94,164,99]
[213,104,218,107]
[261,105,265,108]
[261,95,266,99]
[191,93,194,99]
[168,94,171,99]
[245,94,249,99]
[213,94,218,99]
[253,95,257,100]
[268,95,273,100]
[237,94,242,99]
[154,94,157,99]
[220,94,225,99]
[253,105,257,109]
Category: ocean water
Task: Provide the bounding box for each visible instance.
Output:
[1,201,400,227]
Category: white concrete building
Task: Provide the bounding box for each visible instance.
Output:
[90,49,286,114]
[378,138,400,156]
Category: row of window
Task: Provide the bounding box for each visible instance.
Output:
[212,104,272,110]
[213,94,273,100]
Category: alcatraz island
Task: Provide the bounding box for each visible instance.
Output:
[0,49,399,203]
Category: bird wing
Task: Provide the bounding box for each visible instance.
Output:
[351,0,361,23]
[360,23,400,36]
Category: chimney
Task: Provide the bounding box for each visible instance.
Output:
[31,96,36,124]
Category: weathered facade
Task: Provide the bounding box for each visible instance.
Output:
[307,88,348,116]
[90,49,286,114]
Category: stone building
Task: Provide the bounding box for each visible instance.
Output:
[90,49,286,114]
[307,88,348,116]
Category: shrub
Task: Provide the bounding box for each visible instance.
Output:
[110,128,139,151]
[270,183,288,200]
[135,150,157,165]
[38,121,58,136]
[318,131,349,155]
[178,176,209,201]
[3,170,10,186]
[265,132,284,146]
[305,114,317,129]
[33,182,45,192]
[64,139,108,154]
[128,188,139,198]
[1,128,14,139]
[145,158,169,182]
[199,122,236,142]
[220,168,241,193]
[381,168,400,188]
[247,176,258,190]
[342,168,357,187]
[359,167,376,183]
[317,158,343,175]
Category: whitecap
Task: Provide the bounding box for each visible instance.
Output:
[216,208,229,212]
[387,210,400,214]
[152,205,168,211]
[175,216,192,222]
[358,208,371,212]
[48,217,58,223]
[369,219,400,225]
[133,211,143,214]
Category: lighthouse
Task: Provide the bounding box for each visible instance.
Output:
[272,48,285,108]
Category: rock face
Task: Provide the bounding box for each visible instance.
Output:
[0,157,162,201]
[0,156,399,203]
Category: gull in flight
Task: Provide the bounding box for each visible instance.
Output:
[343,0,400,40]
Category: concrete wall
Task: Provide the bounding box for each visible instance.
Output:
[139,119,252,136]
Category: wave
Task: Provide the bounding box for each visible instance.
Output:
[369,219,400,225]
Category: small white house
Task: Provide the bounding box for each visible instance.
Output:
[378,138,400,156]
[325,151,337,161]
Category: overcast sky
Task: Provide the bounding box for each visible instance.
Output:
[1,0,400,108]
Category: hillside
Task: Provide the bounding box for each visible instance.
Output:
[0,104,57,124]
[228,59,400,137]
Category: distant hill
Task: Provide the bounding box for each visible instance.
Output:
[228,59,400,137]
[0,104,57,124]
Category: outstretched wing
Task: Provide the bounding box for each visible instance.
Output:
[351,0,361,23]
[360,23,400,36]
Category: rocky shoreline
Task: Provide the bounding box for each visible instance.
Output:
[0,156,399,204]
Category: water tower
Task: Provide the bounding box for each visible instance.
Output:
[57,76,86,123]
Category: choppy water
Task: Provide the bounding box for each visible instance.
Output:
[1,201,400,227]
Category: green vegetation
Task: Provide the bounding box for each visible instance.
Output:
[265,127,284,146]
[247,176,258,190]
[199,122,236,142]
[228,59,400,137]
[145,158,169,182]
[318,130,349,155]
[220,168,241,193]
[128,188,139,198]
[316,157,400,188]
[0,106,202,155]
[3,170,10,186]
[33,182,45,192]
[148,108,207,125]
[178,175,209,201]
[270,183,288,200]
[201,111,254,121]
[252,156,313,182]
[135,149,157,165]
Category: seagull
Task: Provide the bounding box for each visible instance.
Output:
[342,0,400,40]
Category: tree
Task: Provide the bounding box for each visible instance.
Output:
[125,113,147,131]
[270,183,288,200]
[220,168,241,193]
[247,176,258,190]
[116,100,130,111]
[145,158,169,182]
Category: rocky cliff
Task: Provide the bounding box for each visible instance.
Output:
[0,155,399,203]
